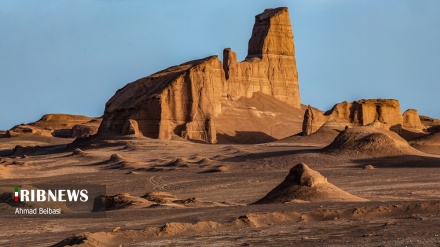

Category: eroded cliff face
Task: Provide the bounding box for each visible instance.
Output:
[340,99,403,132]
[302,99,407,136]
[99,56,224,143]
[98,7,301,143]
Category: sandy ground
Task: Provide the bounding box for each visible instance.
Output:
[1,135,440,246]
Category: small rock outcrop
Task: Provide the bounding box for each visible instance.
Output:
[4,114,101,139]
[6,125,53,138]
[301,105,328,136]
[98,7,301,143]
[72,148,86,156]
[302,105,314,136]
[71,124,99,138]
[98,56,224,143]
[255,163,366,203]
[402,109,423,130]
[301,99,425,137]
[330,99,403,131]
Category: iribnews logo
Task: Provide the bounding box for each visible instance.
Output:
[1,184,106,218]
[14,187,89,202]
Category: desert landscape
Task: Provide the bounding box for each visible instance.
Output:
[1,6,440,247]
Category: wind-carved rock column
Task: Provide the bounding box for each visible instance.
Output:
[223,7,301,108]
[206,118,217,144]
[223,48,237,81]
[302,105,314,136]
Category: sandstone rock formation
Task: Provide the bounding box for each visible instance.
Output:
[6,125,53,138]
[71,124,98,139]
[223,7,300,107]
[302,105,314,136]
[402,109,423,130]
[5,114,101,139]
[254,163,366,203]
[98,7,301,143]
[98,56,224,143]
[302,105,328,136]
[399,109,427,140]
[301,99,426,137]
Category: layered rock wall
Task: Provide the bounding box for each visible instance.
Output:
[99,56,224,143]
[302,99,406,136]
[223,7,300,108]
[4,114,100,139]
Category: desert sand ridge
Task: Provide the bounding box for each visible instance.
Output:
[325,126,423,157]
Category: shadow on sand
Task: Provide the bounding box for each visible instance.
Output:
[352,155,440,168]
[0,144,69,158]
[220,148,321,162]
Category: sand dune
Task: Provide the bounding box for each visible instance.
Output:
[325,126,422,157]
[254,163,366,204]
[410,129,440,155]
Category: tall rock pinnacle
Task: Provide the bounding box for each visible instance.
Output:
[223,7,300,108]
[247,7,296,58]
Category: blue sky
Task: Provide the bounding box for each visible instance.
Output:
[0,0,439,130]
